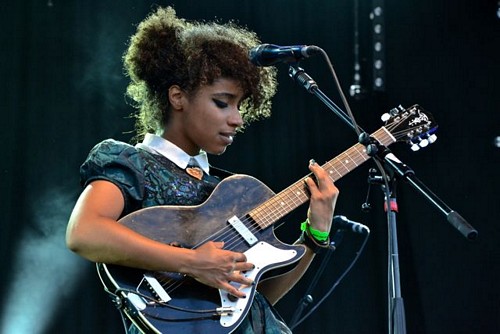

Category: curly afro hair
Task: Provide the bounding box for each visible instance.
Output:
[123,6,277,140]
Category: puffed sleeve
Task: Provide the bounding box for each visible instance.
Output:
[80,139,144,215]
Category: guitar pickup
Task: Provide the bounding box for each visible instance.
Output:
[228,216,258,245]
[143,273,172,303]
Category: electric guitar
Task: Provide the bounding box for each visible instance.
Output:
[97,104,437,334]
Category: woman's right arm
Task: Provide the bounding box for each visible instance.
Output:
[66,180,253,298]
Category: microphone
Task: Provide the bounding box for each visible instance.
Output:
[249,44,321,66]
[333,215,370,234]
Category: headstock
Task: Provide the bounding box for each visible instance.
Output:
[382,104,438,151]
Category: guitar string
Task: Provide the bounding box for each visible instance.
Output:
[155,126,398,295]
[138,122,425,317]
[156,125,409,297]
[155,128,389,295]
[153,118,420,298]
[139,114,427,310]
[197,118,422,254]
[155,128,413,300]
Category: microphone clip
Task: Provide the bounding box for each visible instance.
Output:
[288,66,318,93]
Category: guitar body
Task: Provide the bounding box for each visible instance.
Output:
[97,174,306,334]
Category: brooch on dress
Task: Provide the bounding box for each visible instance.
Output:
[185,166,203,180]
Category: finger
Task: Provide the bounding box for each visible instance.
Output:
[308,158,322,173]
[304,175,318,190]
[229,261,236,273]
[226,259,252,274]
[212,241,225,249]
[221,281,247,298]
[233,253,247,263]
[309,160,331,182]
[227,271,254,287]
[306,160,322,187]
[305,176,323,202]
[238,261,255,270]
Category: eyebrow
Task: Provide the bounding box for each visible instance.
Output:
[212,92,239,99]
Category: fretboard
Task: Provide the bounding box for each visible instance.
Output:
[249,127,395,229]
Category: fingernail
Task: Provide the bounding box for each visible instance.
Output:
[309,159,316,166]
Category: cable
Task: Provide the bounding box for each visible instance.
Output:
[289,231,370,330]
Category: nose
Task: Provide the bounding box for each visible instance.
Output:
[228,106,244,128]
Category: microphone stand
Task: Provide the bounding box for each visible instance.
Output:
[288,64,478,241]
[368,170,407,334]
[289,66,359,132]
[385,185,407,334]
[288,65,478,333]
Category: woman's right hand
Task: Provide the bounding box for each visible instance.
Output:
[185,241,255,299]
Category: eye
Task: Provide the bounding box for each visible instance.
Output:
[213,99,228,108]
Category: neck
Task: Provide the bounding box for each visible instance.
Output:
[158,129,200,156]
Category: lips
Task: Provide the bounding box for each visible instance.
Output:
[220,132,235,144]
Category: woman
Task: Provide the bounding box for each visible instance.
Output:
[66,6,339,334]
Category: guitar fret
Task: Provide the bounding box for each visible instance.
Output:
[353,144,367,158]
[254,184,306,226]
[250,127,395,229]
[328,164,344,180]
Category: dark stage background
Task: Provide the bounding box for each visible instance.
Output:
[1,1,499,333]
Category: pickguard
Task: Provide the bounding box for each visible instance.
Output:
[219,241,299,327]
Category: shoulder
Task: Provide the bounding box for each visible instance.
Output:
[84,139,143,169]
[80,139,146,213]
[88,139,138,159]
[80,138,145,183]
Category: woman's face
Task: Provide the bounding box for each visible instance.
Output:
[167,78,245,156]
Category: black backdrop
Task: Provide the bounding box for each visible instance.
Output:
[1,1,499,333]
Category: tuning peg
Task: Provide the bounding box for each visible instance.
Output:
[428,134,437,144]
[409,137,428,151]
[389,107,400,116]
[420,133,438,147]
[381,113,391,122]
[410,133,437,151]
[419,138,429,148]
[383,105,408,122]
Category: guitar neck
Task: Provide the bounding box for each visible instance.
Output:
[250,127,395,229]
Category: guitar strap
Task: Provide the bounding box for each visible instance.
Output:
[209,165,234,181]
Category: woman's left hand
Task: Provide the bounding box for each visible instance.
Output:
[304,159,339,233]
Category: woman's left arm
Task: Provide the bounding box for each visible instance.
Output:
[258,160,339,305]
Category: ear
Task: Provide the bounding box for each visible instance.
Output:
[168,85,185,111]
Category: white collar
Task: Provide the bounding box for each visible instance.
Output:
[137,133,210,174]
